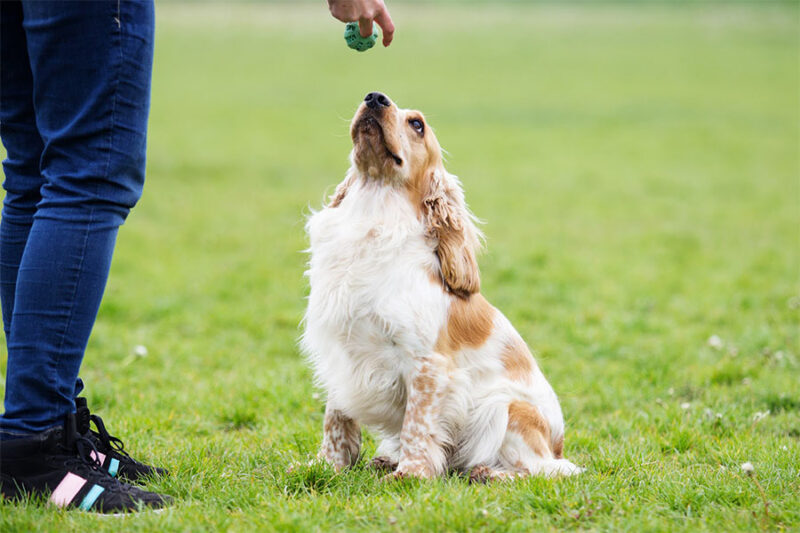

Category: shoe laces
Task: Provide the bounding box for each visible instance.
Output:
[90,413,133,460]
[61,432,107,478]
[65,435,136,496]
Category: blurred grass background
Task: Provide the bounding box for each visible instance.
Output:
[1,2,798,531]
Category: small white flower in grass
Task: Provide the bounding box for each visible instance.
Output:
[708,335,724,350]
[741,462,755,475]
[481,509,489,517]
[781,445,788,451]
[752,410,770,423]
[311,392,320,401]
[133,344,148,357]
[680,402,691,410]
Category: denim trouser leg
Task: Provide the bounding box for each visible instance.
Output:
[0,0,155,437]
[0,1,42,340]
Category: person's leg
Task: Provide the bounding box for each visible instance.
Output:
[1,0,155,436]
[0,0,44,344]
[1,0,168,512]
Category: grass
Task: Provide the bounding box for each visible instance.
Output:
[1,2,798,531]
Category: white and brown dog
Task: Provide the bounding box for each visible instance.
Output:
[301,92,582,481]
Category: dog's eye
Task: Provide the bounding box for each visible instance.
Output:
[409,119,424,135]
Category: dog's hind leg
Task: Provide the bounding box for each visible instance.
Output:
[497,401,583,477]
[318,403,361,471]
[467,460,581,483]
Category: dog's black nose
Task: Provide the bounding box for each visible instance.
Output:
[365,92,390,109]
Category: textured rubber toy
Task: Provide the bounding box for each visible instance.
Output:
[344,21,378,52]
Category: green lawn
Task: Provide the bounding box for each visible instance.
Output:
[1,2,798,531]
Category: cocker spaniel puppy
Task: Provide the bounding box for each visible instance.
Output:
[302,92,582,481]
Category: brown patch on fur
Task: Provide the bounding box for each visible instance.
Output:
[320,407,361,470]
[406,164,431,220]
[507,401,553,459]
[411,374,436,408]
[351,108,403,179]
[406,162,480,299]
[501,336,535,383]
[394,357,450,478]
[328,174,356,208]
[552,435,564,459]
[420,171,481,297]
[428,267,445,288]
[435,294,495,356]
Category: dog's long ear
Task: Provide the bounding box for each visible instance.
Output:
[328,173,356,208]
[422,169,482,297]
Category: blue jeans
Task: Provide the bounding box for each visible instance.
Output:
[0,0,155,438]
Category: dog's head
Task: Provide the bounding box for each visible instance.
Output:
[350,92,442,182]
[341,92,482,298]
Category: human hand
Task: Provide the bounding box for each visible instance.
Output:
[327,0,395,47]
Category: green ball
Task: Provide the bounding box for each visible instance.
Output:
[344,21,378,52]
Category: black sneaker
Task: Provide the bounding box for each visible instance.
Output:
[74,397,168,483]
[0,414,171,514]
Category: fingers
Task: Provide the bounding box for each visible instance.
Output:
[374,7,395,46]
[328,0,395,47]
[327,0,348,23]
[358,17,374,38]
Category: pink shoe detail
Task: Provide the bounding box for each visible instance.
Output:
[49,472,87,507]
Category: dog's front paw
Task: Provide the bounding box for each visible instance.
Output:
[369,456,399,473]
[468,464,494,484]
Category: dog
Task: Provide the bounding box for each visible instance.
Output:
[301,92,582,481]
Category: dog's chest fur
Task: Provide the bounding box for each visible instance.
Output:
[304,182,449,428]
